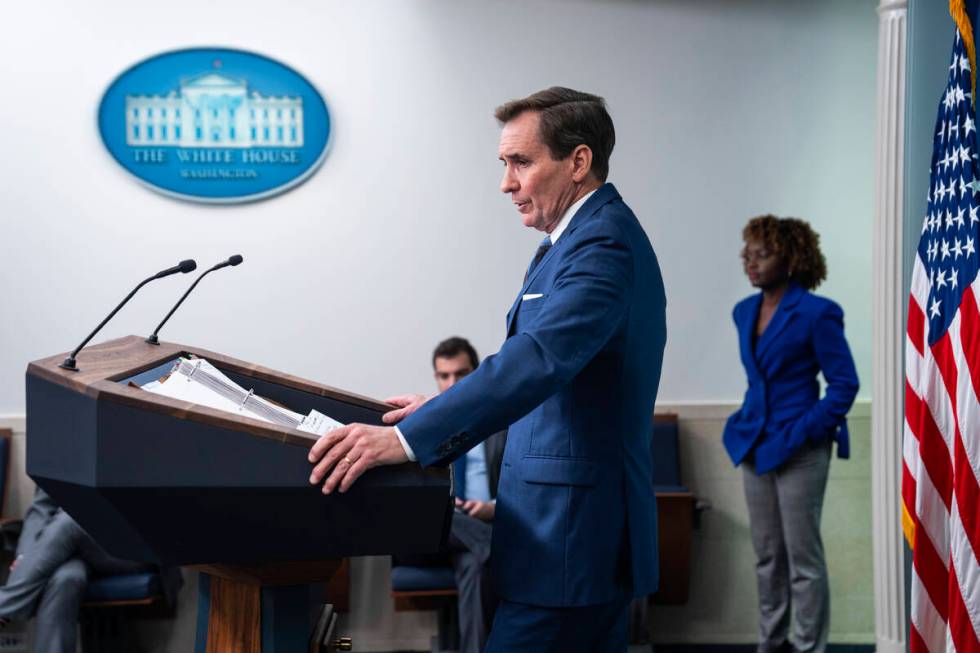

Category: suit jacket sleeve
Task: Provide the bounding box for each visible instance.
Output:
[790,302,860,444]
[399,218,634,467]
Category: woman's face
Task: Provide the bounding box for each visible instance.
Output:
[742,238,789,290]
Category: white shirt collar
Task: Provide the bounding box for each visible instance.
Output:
[549,189,596,245]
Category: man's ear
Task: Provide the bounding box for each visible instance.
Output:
[569,144,593,183]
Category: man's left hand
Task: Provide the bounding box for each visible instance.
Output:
[308,424,408,494]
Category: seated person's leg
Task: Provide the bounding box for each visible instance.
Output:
[0,512,86,619]
[33,559,87,653]
[446,513,492,563]
[451,549,494,653]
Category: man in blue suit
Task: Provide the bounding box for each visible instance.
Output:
[308,87,667,652]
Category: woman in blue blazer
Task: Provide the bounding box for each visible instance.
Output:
[724,215,858,653]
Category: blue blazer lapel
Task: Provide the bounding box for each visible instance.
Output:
[505,183,622,335]
[754,282,805,361]
[506,241,560,335]
[738,294,763,378]
[519,240,559,293]
[505,282,526,334]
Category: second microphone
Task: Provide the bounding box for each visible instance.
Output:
[146,255,244,345]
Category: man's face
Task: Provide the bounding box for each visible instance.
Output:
[498,111,580,233]
[434,352,475,393]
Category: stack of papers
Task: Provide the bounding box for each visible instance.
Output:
[143,358,342,436]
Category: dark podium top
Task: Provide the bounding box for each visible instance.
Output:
[25,336,452,566]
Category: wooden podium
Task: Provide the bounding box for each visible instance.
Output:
[26,336,452,652]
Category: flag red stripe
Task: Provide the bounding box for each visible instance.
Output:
[907,379,925,438]
[931,333,960,420]
[909,387,954,509]
[949,562,980,653]
[954,429,980,568]
[914,510,951,621]
[909,622,932,653]
[960,286,980,401]
[910,295,927,357]
[903,461,918,521]
[904,380,923,528]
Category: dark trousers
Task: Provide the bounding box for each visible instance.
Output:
[447,513,497,653]
[484,595,629,653]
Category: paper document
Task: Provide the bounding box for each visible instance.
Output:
[143,358,342,436]
[297,409,343,436]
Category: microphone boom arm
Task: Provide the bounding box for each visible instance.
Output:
[62,276,159,370]
[60,259,196,371]
[146,266,216,345]
[146,255,242,345]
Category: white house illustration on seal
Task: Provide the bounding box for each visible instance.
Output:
[125,73,304,148]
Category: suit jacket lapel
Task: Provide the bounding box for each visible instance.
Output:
[505,293,522,335]
[506,183,622,335]
[754,282,804,362]
[506,243,561,335]
[738,294,763,378]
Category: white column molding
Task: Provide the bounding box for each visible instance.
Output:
[872,2,908,653]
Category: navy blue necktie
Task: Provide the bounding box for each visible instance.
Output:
[524,238,552,282]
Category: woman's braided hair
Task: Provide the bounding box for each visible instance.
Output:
[742,214,827,291]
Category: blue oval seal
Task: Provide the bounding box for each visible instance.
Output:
[98,47,331,203]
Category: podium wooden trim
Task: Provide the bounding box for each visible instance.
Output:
[27,336,391,448]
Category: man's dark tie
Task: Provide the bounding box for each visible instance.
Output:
[524,238,552,282]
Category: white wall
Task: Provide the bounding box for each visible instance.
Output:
[0,0,878,649]
[0,0,876,414]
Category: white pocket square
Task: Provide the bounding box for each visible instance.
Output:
[522,293,543,301]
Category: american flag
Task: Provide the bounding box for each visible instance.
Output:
[903,18,980,653]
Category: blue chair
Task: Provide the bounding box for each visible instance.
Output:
[84,572,166,605]
[390,550,461,651]
[648,413,700,605]
[79,572,172,652]
[79,571,171,652]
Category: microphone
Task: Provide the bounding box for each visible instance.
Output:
[154,259,198,279]
[60,260,197,371]
[146,255,244,345]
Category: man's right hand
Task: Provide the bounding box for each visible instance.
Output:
[383,394,430,424]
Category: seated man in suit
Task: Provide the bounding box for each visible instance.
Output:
[432,336,506,653]
[0,488,182,653]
